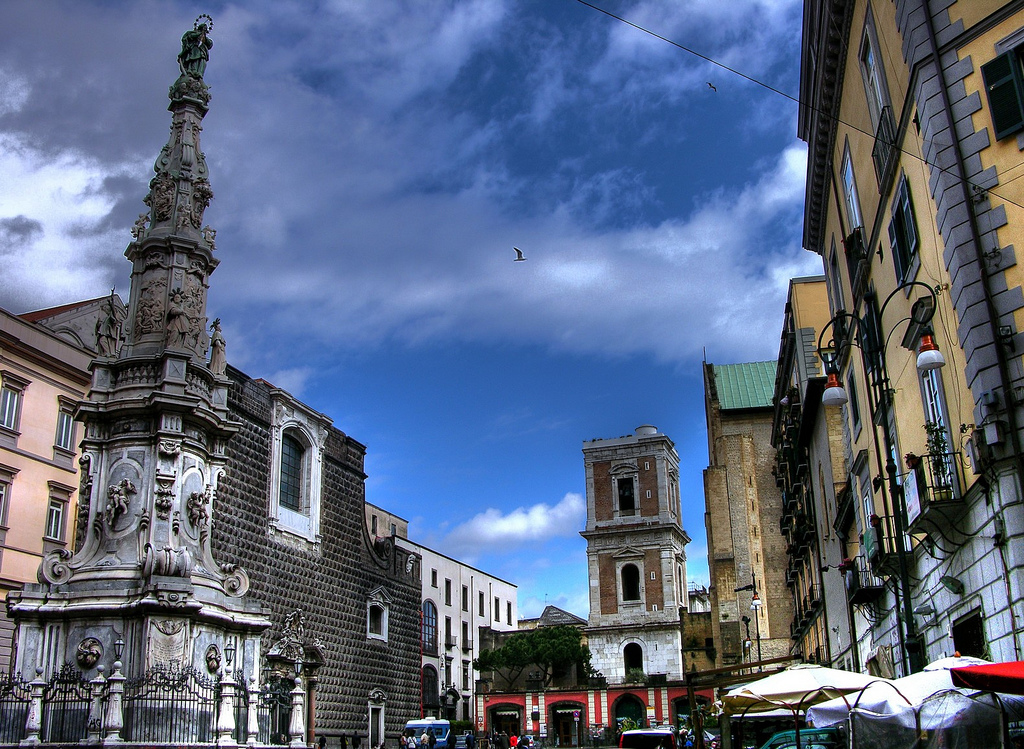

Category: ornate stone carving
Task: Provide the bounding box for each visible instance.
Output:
[76,454,93,551]
[154,589,191,607]
[142,543,194,577]
[186,487,210,529]
[145,172,176,222]
[38,548,74,585]
[178,16,213,80]
[153,619,186,636]
[166,288,192,347]
[190,179,213,227]
[205,644,221,674]
[220,563,250,597]
[202,225,217,249]
[105,478,137,528]
[131,213,149,239]
[158,440,182,457]
[136,276,167,335]
[208,318,226,376]
[154,474,175,519]
[76,638,103,669]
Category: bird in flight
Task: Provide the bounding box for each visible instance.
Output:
[513,247,526,262]
[707,82,716,91]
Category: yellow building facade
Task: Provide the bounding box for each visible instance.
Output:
[0,307,93,667]
[799,0,1024,674]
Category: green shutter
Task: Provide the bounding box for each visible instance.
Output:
[982,51,1024,140]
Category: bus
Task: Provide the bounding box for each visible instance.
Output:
[405,718,451,749]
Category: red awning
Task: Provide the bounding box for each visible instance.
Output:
[950,661,1024,694]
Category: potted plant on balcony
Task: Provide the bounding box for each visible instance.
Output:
[925,421,954,501]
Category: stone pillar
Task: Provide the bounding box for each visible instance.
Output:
[19,668,45,747]
[247,677,260,747]
[289,674,306,747]
[87,665,108,745]
[102,661,125,745]
[217,666,237,747]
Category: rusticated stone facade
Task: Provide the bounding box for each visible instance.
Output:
[213,366,421,742]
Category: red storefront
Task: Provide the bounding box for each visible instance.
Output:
[477,683,714,745]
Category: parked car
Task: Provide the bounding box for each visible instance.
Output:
[756,728,842,749]
[619,728,677,749]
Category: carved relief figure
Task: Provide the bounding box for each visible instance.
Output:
[95,290,124,357]
[187,488,210,528]
[202,225,217,249]
[76,454,93,551]
[208,318,227,375]
[131,213,149,239]
[76,638,103,669]
[105,478,137,527]
[145,172,175,222]
[166,288,191,347]
[136,276,167,335]
[190,179,214,227]
[205,644,221,674]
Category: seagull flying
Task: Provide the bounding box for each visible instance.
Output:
[707,82,716,91]
[513,247,526,262]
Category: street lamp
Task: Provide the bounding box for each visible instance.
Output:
[816,281,945,675]
[734,574,763,668]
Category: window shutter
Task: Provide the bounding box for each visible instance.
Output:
[900,179,918,258]
[889,218,905,282]
[982,51,1024,140]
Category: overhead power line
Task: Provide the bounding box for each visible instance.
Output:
[574,0,1024,217]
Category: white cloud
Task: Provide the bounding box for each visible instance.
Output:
[441,492,586,557]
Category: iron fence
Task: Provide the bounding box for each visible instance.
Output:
[257,677,294,744]
[123,662,218,743]
[0,673,30,744]
[41,663,92,743]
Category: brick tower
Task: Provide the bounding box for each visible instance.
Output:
[580,425,691,682]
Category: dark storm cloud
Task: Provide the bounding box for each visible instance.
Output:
[0,216,43,255]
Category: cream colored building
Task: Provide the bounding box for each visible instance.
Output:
[0,296,122,666]
[799,0,1024,673]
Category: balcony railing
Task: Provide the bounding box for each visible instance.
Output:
[907,451,967,533]
[445,635,458,650]
[844,555,885,604]
[462,638,474,653]
[872,105,898,189]
[865,513,906,578]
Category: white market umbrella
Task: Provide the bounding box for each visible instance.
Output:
[721,664,879,716]
[807,656,992,727]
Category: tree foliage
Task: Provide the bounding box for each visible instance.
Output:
[474,626,593,689]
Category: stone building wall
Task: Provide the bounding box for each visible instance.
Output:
[212,366,421,740]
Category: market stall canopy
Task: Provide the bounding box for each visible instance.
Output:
[807,656,990,727]
[721,664,878,716]
[951,660,1024,694]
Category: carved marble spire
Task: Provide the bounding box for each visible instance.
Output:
[124,15,218,363]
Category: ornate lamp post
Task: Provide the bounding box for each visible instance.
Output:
[817,282,946,675]
[734,574,762,669]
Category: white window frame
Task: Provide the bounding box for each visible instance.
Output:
[45,498,65,541]
[367,587,392,642]
[55,408,76,452]
[267,389,329,546]
[859,8,891,131]
[841,144,864,230]
[0,372,29,440]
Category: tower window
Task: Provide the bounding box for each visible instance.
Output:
[279,433,304,511]
[621,563,641,601]
[617,478,635,515]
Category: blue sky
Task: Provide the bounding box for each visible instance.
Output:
[0,0,822,618]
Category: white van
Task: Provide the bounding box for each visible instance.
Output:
[405,718,451,749]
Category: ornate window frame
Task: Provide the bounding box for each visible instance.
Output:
[267,389,330,547]
[367,586,392,642]
[0,371,29,447]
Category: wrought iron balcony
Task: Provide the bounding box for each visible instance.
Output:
[906,451,967,535]
[865,513,905,578]
[843,555,885,604]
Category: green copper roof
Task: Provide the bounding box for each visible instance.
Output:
[715,361,777,410]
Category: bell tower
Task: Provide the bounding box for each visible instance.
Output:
[580,426,691,682]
